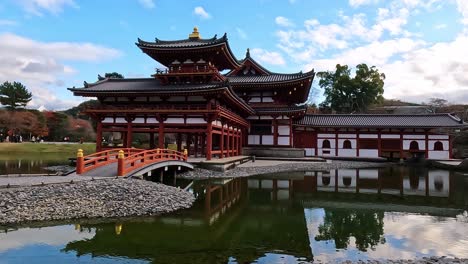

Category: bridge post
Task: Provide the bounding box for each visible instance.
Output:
[184,149,188,161]
[117,150,125,176]
[76,149,84,175]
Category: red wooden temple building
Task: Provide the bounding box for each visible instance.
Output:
[69,28,464,160]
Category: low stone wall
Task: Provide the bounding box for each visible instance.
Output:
[0,179,195,225]
[242,147,305,158]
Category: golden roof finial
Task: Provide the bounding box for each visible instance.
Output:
[189,27,201,39]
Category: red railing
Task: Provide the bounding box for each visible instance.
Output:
[76,148,145,174]
[117,148,187,176]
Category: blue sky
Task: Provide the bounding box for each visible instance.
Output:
[0,0,467,110]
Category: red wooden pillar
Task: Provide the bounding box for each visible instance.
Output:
[96,119,103,152]
[194,134,199,158]
[176,133,182,152]
[206,120,213,160]
[186,133,191,157]
[126,119,133,148]
[149,132,155,149]
[201,134,206,158]
[220,122,224,158]
[239,129,243,155]
[226,125,231,158]
[424,130,429,159]
[158,121,164,149]
[377,129,382,157]
[315,130,318,156]
[273,117,278,146]
[399,130,404,160]
[356,129,360,157]
[289,118,293,147]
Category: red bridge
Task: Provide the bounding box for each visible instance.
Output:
[75,148,193,177]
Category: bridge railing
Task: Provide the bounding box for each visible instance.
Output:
[76,148,145,175]
[117,148,187,176]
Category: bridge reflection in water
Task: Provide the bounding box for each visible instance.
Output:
[64,167,468,263]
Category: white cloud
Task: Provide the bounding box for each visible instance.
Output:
[236,27,247,39]
[18,0,78,16]
[275,16,295,27]
[0,19,17,26]
[456,0,468,25]
[193,6,211,19]
[138,0,155,9]
[250,48,286,66]
[0,33,121,110]
[434,23,447,29]
[349,0,379,8]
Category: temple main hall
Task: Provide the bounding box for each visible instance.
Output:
[69,28,464,160]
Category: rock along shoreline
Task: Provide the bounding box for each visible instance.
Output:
[0,179,195,225]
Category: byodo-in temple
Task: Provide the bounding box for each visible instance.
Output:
[69,28,464,160]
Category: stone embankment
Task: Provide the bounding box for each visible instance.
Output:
[181,160,389,179]
[0,179,194,225]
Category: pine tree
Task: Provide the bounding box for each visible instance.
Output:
[0,81,33,110]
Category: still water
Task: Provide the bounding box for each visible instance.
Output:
[1,166,468,263]
[0,154,69,175]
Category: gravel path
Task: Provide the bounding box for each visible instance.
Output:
[0,179,195,225]
[180,160,390,179]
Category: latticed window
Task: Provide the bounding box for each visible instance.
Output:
[343,140,352,149]
[322,139,331,149]
[409,141,419,151]
[434,141,444,151]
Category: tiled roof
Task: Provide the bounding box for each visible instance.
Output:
[68,78,225,93]
[136,34,227,49]
[227,71,314,84]
[295,114,464,128]
[255,105,307,114]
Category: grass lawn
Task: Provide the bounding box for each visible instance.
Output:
[0,142,96,155]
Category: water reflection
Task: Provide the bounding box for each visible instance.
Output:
[1,167,467,263]
[0,153,69,174]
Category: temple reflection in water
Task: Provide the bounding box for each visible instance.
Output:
[63,167,468,263]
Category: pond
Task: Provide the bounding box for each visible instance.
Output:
[0,166,468,263]
[0,153,70,175]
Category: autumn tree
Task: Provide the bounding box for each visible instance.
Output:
[318,64,385,113]
[98,72,124,80]
[426,98,449,113]
[0,81,32,110]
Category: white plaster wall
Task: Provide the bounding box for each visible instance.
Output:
[403,140,426,150]
[338,149,357,157]
[250,97,261,103]
[428,151,450,159]
[318,148,336,156]
[102,117,114,123]
[338,139,356,148]
[318,138,336,148]
[318,133,335,138]
[359,169,379,179]
[429,135,449,140]
[278,137,290,146]
[149,96,162,102]
[305,148,315,156]
[186,118,206,124]
[117,97,129,102]
[338,134,357,138]
[278,126,290,135]
[403,134,426,139]
[248,135,260,145]
[114,117,127,123]
[359,134,378,139]
[359,149,379,157]
[403,178,426,194]
[259,115,273,120]
[146,117,158,124]
[262,135,274,145]
[428,140,449,150]
[381,134,400,139]
[166,118,185,124]
[317,171,335,191]
[133,118,145,124]
[134,97,147,102]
